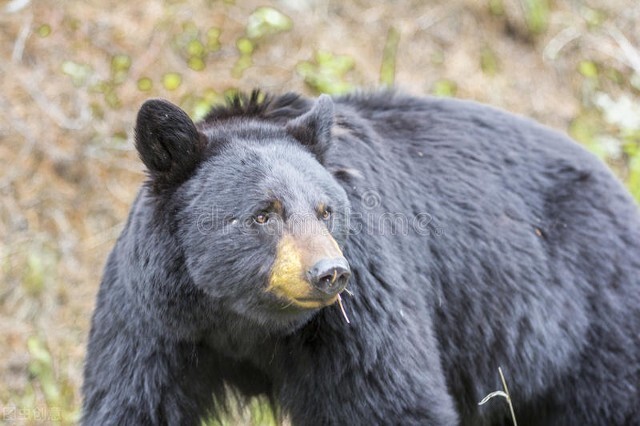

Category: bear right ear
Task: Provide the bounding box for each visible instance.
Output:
[285,94,334,163]
[135,99,205,190]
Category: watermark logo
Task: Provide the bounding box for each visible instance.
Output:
[2,406,62,422]
[361,190,382,209]
[194,190,446,237]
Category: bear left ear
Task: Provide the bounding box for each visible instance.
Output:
[135,99,205,190]
[285,94,334,163]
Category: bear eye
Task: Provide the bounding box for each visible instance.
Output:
[320,207,332,221]
[254,212,269,224]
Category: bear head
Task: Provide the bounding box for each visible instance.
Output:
[134,94,352,330]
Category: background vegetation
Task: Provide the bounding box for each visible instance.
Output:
[1,0,639,424]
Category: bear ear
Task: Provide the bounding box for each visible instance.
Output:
[135,99,205,189]
[285,94,334,163]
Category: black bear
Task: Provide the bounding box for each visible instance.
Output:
[82,91,640,425]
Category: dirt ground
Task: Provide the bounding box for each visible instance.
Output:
[1,0,639,424]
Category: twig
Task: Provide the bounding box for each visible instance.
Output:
[127,31,167,81]
[415,5,455,31]
[337,294,350,324]
[499,367,518,426]
[4,0,31,13]
[0,96,37,189]
[0,61,91,130]
[12,13,32,62]
[543,26,581,61]
[478,366,518,426]
[606,26,640,75]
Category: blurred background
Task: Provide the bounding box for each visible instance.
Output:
[1,0,639,424]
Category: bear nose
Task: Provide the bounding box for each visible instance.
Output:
[307,258,351,296]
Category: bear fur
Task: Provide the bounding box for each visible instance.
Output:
[82,90,640,425]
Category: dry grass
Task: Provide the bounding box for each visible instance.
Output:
[1,0,639,424]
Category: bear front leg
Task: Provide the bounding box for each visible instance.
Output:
[82,325,224,426]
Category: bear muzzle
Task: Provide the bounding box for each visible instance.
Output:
[267,232,350,309]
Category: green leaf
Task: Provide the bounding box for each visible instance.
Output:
[137,77,153,91]
[206,27,221,52]
[37,24,51,37]
[111,54,131,84]
[578,61,598,79]
[523,0,550,34]
[380,27,400,86]
[296,51,355,95]
[111,54,131,73]
[433,79,457,97]
[187,40,205,57]
[246,6,293,39]
[480,47,500,76]
[162,72,182,91]
[23,253,46,297]
[27,336,60,403]
[188,57,206,71]
[61,61,92,87]
[236,37,254,55]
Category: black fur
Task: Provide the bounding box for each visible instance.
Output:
[83,91,640,425]
[135,99,206,191]
[285,94,334,162]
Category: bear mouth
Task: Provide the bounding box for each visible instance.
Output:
[267,275,348,311]
[273,292,350,325]
[288,295,340,309]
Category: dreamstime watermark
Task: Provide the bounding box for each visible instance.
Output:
[194,190,446,237]
[360,190,382,209]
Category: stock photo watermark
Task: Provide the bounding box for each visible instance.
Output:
[195,190,446,237]
[1,405,62,422]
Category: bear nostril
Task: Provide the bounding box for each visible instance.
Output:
[308,258,351,296]
[318,272,340,289]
